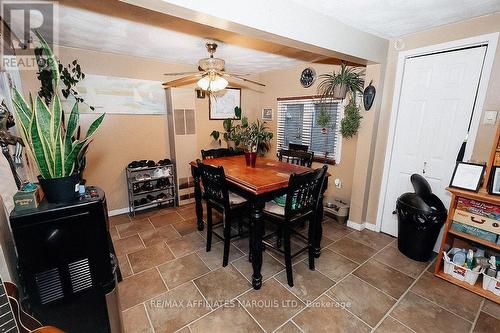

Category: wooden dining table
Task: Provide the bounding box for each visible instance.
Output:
[190,155,328,290]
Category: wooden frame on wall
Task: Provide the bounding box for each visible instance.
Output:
[209,88,241,120]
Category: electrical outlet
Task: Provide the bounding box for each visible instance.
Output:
[483,111,498,125]
[334,178,342,188]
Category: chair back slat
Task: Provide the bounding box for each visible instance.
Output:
[196,159,230,208]
[288,143,309,152]
[278,149,314,168]
[285,165,328,218]
[201,148,231,159]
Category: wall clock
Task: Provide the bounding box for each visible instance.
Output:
[300,67,316,88]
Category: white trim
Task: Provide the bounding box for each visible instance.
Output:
[375,32,499,233]
[109,207,129,216]
[347,220,378,231]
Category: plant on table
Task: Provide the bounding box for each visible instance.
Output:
[241,119,273,155]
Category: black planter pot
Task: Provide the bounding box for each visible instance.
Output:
[38,173,80,203]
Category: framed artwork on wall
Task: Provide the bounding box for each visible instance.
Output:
[261,108,273,121]
[488,166,500,195]
[449,162,486,192]
[209,88,241,119]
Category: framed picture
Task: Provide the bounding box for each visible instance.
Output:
[262,108,273,121]
[209,88,241,120]
[488,166,500,195]
[449,162,486,192]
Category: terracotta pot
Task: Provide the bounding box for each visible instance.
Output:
[244,152,257,167]
[333,85,348,99]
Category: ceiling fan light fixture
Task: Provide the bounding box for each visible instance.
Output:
[197,75,228,92]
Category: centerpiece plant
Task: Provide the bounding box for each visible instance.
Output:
[11,31,105,203]
[241,120,273,167]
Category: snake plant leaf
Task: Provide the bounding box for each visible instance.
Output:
[30,113,51,178]
[54,130,64,177]
[65,102,79,154]
[84,114,105,140]
[64,139,85,176]
[12,88,31,129]
[33,30,60,88]
[35,96,56,175]
[51,94,62,144]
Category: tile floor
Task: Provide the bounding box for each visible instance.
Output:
[111,204,500,333]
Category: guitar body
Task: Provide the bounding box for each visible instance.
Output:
[3,281,64,333]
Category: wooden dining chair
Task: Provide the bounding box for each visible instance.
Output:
[196,160,249,266]
[262,165,328,287]
[288,143,309,152]
[201,148,231,159]
[278,149,314,168]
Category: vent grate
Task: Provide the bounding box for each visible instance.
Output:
[35,268,64,304]
[68,258,93,293]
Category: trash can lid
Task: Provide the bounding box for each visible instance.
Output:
[411,174,432,197]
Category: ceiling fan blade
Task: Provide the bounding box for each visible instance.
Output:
[162,74,202,87]
[224,72,251,77]
[164,71,202,76]
[223,73,266,87]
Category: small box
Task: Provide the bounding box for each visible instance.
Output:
[13,186,43,211]
[451,221,498,243]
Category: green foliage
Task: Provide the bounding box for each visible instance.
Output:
[210,106,248,146]
[316,106,332,128]
[317,63,365,100]
[11,31,104,179]
[36,47,94,110]
[241,119,273,155]
[340,99,362,139]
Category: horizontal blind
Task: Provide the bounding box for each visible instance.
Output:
[277,97,341,161]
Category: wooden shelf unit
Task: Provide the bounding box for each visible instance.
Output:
[434,123,500,303]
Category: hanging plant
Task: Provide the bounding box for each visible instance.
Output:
[341,99,362,138]
[317,63,365,100]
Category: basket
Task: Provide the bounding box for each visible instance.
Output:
[442,251,482,285]
[482,273,500,296]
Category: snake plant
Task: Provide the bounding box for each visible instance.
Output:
[11,31,104,179]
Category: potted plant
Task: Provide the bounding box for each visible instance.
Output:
[317,63,365,99]
[316,106,332,161]
[341,99,363,138]
[11,31,105,203]
[241,120,273,167]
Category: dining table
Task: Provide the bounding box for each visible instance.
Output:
[190,155,328,290]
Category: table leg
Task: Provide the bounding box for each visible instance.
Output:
[250,200,265,290]
[314,186,326,258]
[191,165,204,231]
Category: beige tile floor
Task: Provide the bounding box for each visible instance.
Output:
[111,204,500,333]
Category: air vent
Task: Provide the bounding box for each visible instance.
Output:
[35,268,64,304]
[68,258,93,293]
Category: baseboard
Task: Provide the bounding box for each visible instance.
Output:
[109,207,129,216]
[346,220,378,231]
[346,220,364,231]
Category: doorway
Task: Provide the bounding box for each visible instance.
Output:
[377,33,498,237]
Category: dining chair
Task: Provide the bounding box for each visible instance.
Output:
[228,147,245,156]
[201,148,231,159]
[278,149,314,168]
[262,165,328,287]
[288,143,309,152]
[196,160,249,266]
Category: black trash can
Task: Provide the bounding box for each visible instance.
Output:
[396,174,447,262]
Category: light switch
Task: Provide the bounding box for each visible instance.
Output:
[483,111,498,125]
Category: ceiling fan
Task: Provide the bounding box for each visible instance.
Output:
[162,42,266,92]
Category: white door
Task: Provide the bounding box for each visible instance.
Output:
[381,46,487,236]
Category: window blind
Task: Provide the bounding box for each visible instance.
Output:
[277,97,342,162]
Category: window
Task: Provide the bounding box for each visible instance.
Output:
[276,97,343,164]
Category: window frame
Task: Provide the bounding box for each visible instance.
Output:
[276,95,345,165]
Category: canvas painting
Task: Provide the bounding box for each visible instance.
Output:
[64,74,166,114]
[209,88,241,119]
